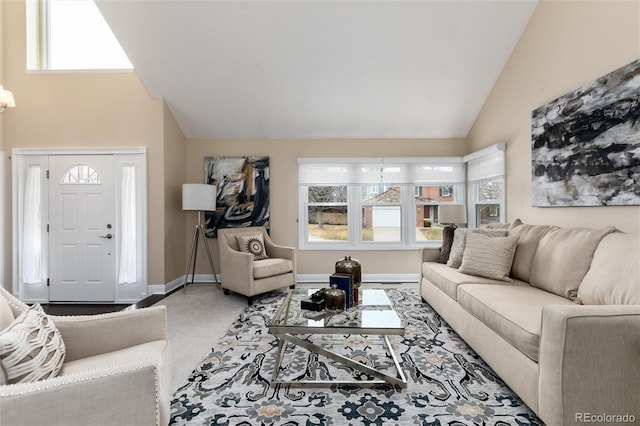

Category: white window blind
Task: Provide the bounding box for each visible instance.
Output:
[298,157,465,185]
[464,143,505,182]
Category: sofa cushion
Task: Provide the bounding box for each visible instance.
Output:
[529,226,616,300]
[236,233,269,260]
[0,305,66,385]
[508,220,555,282]
[422,262,518,301]
[578,231,640,305]
[459,233,519,281]
[253,258,294,279]
[447,228,508,269]
[457,284,575,361]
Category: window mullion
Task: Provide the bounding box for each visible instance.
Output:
[42,0,51,69]
[403,186,414,245]
[349,185,360,248]
[298,186,308,249]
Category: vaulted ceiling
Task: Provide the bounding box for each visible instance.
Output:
[96,0,538,139]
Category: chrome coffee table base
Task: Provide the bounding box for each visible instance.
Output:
[270,333,408,388]
[268,288,408,388]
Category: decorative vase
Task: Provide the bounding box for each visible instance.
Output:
[325,284,346,313]
[335,255,361,305]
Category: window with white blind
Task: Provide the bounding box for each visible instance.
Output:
[464,143,506,228]
[298,158,466,250]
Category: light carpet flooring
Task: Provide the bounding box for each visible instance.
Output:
[155,282,419,391]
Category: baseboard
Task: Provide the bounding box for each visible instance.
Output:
[297,273,419,284]
[149,274,220,295]
[150,273,418,295]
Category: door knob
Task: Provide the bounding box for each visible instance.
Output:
[99,233,113,239]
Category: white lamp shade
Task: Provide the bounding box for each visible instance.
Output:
[0,86,15,108]
[182,184,216,211]
[439,204,467,224]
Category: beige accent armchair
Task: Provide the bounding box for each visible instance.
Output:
[218,226,297,305]
[0,287,172,426]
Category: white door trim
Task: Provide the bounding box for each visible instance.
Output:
[12,147,148,303]
[12,147,147,156]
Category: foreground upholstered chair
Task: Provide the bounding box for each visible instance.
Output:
[0,287,172,426]
[218,226,296,305]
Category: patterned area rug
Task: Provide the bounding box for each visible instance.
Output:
[170,289,543,425]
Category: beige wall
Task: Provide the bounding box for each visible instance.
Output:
[2,0,639,290]
[467,0,640,233]
[163,103,186,281]
[186,138,466,276]
[0,0,185,289]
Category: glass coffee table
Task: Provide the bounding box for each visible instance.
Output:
[268,288,407,388]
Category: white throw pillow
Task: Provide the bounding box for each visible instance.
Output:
[0,304,66,385]
[458,233,519,282]
[235,233,269,260]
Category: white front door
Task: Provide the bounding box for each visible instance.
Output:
[49,155,116,302]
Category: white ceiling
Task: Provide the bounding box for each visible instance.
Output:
[96,1,538,140]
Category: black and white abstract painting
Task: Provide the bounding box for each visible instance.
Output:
[531,58,640,206]
[204,156,270,237]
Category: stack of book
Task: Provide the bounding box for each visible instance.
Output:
[330,273,353,308]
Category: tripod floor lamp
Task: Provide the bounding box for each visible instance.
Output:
[182,183,219,293]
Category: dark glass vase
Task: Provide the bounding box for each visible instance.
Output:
[325,284,346,313]
[335,255,361,305]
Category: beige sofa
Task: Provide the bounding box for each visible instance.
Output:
[0,287,172,426]
[420,220,640,426]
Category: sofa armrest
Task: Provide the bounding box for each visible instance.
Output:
[219,247,254,287]
[266,242,296,263]
[0,360,161,426]
[538,304,640,426]
[52,306,168,362]
[420,247,441,263]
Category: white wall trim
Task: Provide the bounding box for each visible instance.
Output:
[150,274,220,295]
[462,142,505,162]
[150,273,418,295]
[12,147,147,156]
[297,273,419,284]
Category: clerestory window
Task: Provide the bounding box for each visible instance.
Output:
[26,0,132,71]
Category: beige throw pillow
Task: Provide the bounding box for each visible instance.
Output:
[446,228,508,268]
[235,233,269,260]
[0,304,66,385]
[446,228,468,268]
[459,233,519,281]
